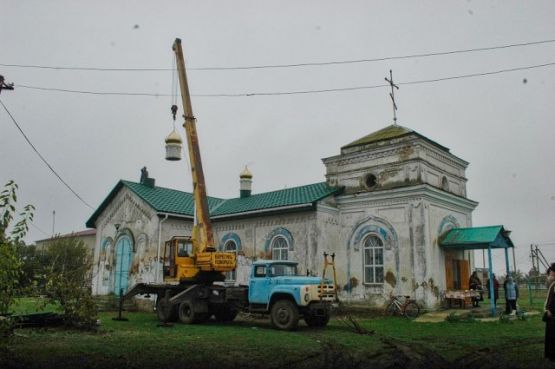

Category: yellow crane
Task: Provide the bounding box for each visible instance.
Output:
[162,38,236,283]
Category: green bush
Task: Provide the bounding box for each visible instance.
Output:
[42,237,98,329]
[0,180,35,338]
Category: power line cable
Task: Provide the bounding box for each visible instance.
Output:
[14,61,555,97]
[398,62,555,86]
[193,39,555,71]
[29,221,50,237]
[1,39,554,72]
[15,85,167,96]
[0,99,95,210]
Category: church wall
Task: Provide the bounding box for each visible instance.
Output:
[334,194,414,307]
[324,138,469,198]
[314,202,342,279]
[92,187,160,297]
[92,196,325,298]
[212,211,318,283]
[426,203,474,296]
[328,186,476,309]
[90,186,475,310]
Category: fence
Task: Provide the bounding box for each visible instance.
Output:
[526,282,547,307]
[479,283,545,310]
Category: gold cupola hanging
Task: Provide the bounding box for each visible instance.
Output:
[165,104,183,161]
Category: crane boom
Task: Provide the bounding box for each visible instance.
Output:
[166,38,235,281]
[173,38,215,254]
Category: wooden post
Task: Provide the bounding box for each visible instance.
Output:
[487,246,496,316]
[504,247,510,277]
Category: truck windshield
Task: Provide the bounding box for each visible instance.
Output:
[269,264,297,277]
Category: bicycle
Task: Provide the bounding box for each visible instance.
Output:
[385,293,420,319]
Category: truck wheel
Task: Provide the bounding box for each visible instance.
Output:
[305,313,330,328]
[178,300,210,324]
[270,300,299,331]
[156,297,178,322]
[178,300,199,324]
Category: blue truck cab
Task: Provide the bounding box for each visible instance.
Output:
[248,260,336,330]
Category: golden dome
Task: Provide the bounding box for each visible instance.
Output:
[240,166,253,179]
[165,129,182,144]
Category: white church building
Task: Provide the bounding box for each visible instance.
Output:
[86,124,484,309]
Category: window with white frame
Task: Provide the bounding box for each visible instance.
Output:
[363,234,384,284]
[224,240,237,282]
[271,236,289,261]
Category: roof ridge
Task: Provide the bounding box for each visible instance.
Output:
[122,179,226,201]
[341,124,449,153]
[452,225,503,230]
[232,181,328,199]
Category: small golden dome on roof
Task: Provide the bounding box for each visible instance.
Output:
[165,129,182,144]
[240,166,253,179]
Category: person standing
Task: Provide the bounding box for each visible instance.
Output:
[503,275,519,314]
[469,271,483,307]
[544,263,555,361]
[487,274,500,306]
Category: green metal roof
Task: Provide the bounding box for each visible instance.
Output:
[342,124,449,152]
[439,225,514,250]
[85,181,225,227]
[122,180,225,217]
[86,180,340,228]
[211,182,340,217]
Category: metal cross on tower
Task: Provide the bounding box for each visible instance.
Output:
[384,70,399,125]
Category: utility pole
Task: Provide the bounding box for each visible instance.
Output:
[0,75,15,94]
[52,210,56,237]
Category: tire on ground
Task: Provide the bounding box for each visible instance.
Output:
[178,300,207,324]
[270,299,299,331]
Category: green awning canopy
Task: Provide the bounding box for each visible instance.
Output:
[439,225,514,250]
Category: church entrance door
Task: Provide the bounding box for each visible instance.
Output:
[114,236,132,295]
[445,252,470,290]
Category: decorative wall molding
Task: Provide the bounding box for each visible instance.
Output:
[264,227,295,252]
[438,215,461,236]
[219,232,242,251]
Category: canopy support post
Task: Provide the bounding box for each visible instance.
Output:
[487,245,496,317]
[504,247,511,278]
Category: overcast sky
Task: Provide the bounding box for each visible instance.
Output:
[1,0,554,274]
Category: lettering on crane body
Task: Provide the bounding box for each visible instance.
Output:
[214,253,235,265]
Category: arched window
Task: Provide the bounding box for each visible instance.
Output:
[363,234,384,284]
[271,236,289,261]
[224,239,238,282]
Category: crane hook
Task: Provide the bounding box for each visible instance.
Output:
[170,105,178,121]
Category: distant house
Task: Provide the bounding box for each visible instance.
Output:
[35,229,97,255]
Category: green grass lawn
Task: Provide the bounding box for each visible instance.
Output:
[7,296,61,315]
[0,297,549,369]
